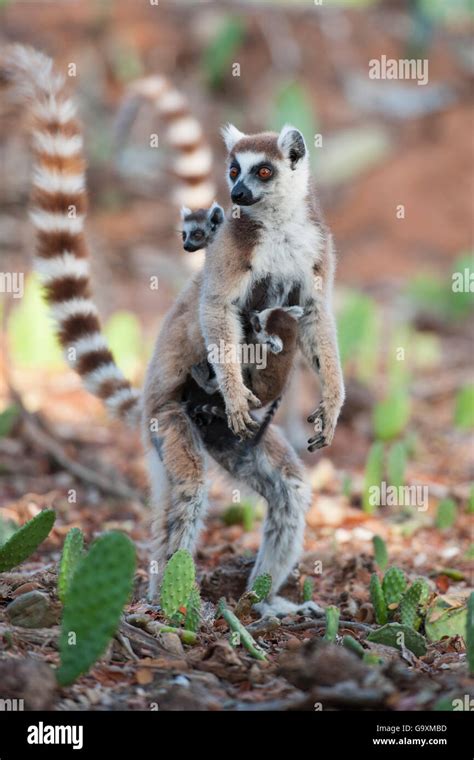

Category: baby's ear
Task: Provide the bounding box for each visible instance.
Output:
[209,202,224,227]
[284,305,304,320]
[180,206,192,221]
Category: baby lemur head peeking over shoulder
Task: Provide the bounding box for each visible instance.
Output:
[180,202,224,252]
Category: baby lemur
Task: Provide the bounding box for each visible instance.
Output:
[180,203,303,447]
[5,46,344,617]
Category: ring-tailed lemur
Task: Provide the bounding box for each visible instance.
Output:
[3,46,344,618]
[144,126,344,613]
[180,203,224,253]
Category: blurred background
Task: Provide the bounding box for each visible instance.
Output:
[0,1,472,576]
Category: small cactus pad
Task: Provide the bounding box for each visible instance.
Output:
[184,585,201,633]
[58,528,84,603]
[367,622,427,657]
[0,509,55,572]
[382,566,407,607]
[342,635,365,658]
[57,532,136,686]
[370,573,388,625]
[252,573,272,602]
[302,577,314,603]
[323,605,340,642]
[160,549,196,619]
[400,580,425,630]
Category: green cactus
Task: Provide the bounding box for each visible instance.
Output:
[0,509,55,572]
[58,528,84,603]
[342,635,364,658]
[184,585,201,633]
[57,532,136,686]
[323,605,340,642]
[160,549,196,620]
[382,566,407,608]
[217,599,267,661]
[367,622,427,657]
[252,573,272,602]
[370,573,388,625]
[400,580,429,630]
[302,577,314,603]
[467,592,474,676]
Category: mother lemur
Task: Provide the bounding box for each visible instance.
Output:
[1,46,344,617]
[144,124,345,616]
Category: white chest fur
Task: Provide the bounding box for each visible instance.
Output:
[248,215,321,300]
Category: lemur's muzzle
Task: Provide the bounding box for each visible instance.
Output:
[231,181,258,206]
[184,242,201,252]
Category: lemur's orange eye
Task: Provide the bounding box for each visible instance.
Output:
[229,166,239,180]
[258,166,272,180]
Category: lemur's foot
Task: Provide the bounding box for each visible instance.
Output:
[226,387,261,438]
[254,596,324,619]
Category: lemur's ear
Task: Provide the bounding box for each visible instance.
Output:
[221,123,245,152]
[209,201,224,227]
[180,206,192,220]
[277,125,306,168]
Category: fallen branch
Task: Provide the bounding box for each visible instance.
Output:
[126,614,198,645]
[286,619,374,634]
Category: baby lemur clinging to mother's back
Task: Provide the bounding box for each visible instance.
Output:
[179,203,303,447]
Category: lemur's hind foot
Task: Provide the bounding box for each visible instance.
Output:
[254,596,324,619]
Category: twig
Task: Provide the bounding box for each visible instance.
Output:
[126,614,198,645]
[286,619,374,634]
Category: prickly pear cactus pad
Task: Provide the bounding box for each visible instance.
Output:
[382,567,407,608]
[0,509,55,572]
[160,549,196,619]
[184,585,201,633]
[58,528,84,603]
[400,580,426,630]
[57,532,136,686]
[370,573,388,625]
[252,573,272,602]
[367,622,427,657]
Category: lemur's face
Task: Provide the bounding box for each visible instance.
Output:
[222,124,309,210]
[180,203,224,252]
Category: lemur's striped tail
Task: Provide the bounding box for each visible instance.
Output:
[1,45,141,425]
[115,75,215,210]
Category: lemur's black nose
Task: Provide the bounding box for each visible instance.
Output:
[231,182,254,206]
